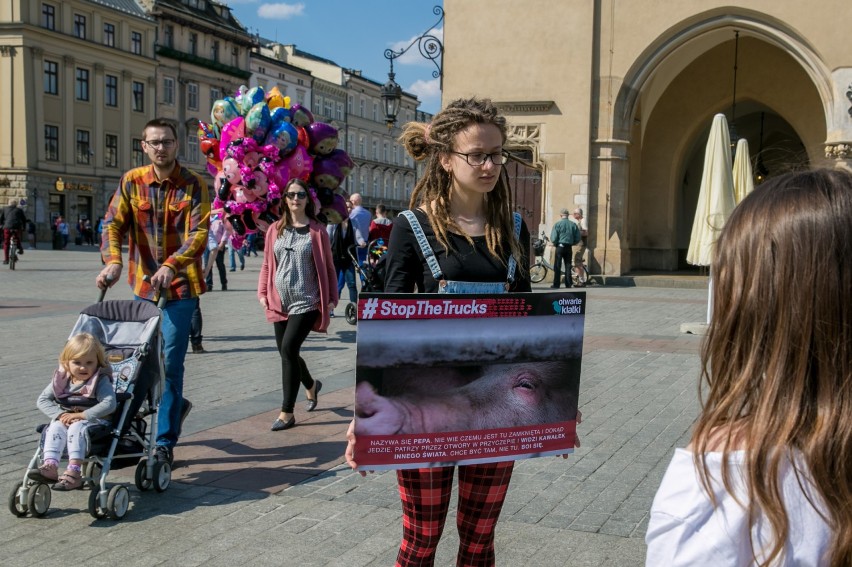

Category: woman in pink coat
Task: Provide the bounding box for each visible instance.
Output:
[258,179,338,431]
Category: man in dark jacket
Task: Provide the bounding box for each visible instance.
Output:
[1,198,26,264]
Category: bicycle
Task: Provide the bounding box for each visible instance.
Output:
[7,232,20,270]
[530,231,589,287]
[529,233,554,284]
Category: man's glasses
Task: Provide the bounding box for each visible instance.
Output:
[144,139,176,149]
[451,151,509,167]
[285,191,308,200]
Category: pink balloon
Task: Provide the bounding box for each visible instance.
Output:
[218,116,245,161]
[280,145,313,182]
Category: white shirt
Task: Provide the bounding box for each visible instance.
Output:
[646,449,830,566]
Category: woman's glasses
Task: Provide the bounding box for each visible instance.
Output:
[451,151,509,167]
[285,191,308,200]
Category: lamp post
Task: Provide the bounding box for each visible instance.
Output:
[381,5,444,128]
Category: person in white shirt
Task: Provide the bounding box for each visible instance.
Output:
[645,169,852,567]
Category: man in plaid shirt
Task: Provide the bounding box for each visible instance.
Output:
[97,119,210,466]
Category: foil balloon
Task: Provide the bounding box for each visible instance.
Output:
[320,193,349,225]
[280,145,313,181]
[245,102,272,144]
[306,122,339,155]
[218,116,245,161]
[265,121,299,156]
[289,104,314,128]
[327,148,355,177]
[311,155,344,190]
[266,86,288,110]
[210,98,239,136]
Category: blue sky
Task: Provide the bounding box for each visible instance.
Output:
[224,0,444,114]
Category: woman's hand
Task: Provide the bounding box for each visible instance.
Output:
[344,419,367,477]
[259,296,268,309]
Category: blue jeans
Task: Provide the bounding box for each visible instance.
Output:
[229,245,244,270]
[136,295,196,448]
[337,266,357,302]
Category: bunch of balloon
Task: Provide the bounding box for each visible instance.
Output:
[198,85,355,248]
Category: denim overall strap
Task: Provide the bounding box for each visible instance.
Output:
[400,210,444,281]
[506,212,522,284]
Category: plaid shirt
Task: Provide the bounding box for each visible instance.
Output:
[101,162,210,301]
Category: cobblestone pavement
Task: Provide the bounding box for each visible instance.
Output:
[0,245,707,566]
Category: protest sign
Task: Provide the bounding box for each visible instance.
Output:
[354,291,584,470]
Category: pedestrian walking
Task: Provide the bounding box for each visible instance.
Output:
[257,178,338,431]
[345,97,549,566]
[645,169,852,567]
[96,118,209,466]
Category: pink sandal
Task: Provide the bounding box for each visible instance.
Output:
[27,462,58,483]
[52,468,83,491]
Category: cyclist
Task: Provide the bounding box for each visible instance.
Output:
[1,198,26,264]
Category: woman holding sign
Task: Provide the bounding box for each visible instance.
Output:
[346,97,536,566]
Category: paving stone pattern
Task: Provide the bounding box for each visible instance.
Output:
[0,246,707,566]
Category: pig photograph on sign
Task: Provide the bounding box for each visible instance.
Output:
[354,292,584,470]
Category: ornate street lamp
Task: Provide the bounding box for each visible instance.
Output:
[382,5,444,128]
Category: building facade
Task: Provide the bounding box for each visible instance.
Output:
[0,0,157,240]
[269,43,425,211]
[443,0,852,275]
[140,0,255,180]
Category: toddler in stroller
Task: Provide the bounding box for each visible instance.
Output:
[28,333,117,491]
[344,238,387,324]
[9,299,170,520]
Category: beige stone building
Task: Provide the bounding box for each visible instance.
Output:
[0,0,157,241]
[141,0,256,179]
[443,0,852,274]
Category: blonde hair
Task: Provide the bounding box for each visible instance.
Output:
[398,97,523,265]
[694,168,852,566]
[59,333,107,374]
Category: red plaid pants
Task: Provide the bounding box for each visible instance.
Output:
[396,461,514,567]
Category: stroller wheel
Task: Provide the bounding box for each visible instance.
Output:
[8,481,28,517]
[106,485,130,520]
[27,483,51,517]
[134,459,152,491]
[88,489,107,520]
[345,302,357,325]
[153,461,171,493]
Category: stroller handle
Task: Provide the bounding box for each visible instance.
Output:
[141,275,169,309]
[97,275,114,303]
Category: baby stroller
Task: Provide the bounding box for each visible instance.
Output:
[345,238,388,325]
[8,298,169,520]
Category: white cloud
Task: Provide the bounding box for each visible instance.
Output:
[408,78,441,110]
[257,3,305,19]
[389,27,444,68]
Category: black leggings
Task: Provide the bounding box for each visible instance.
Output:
[273,310,319,413]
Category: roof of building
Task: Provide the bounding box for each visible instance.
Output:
[88,0,153,20]
[151,0,250,37]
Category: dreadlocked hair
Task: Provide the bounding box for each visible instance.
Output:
[399,97,523,267]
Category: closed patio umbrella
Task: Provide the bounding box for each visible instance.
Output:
[687,114,736,267]
[732,138,754,204]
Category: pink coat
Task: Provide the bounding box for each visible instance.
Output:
[257,219,339,332]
